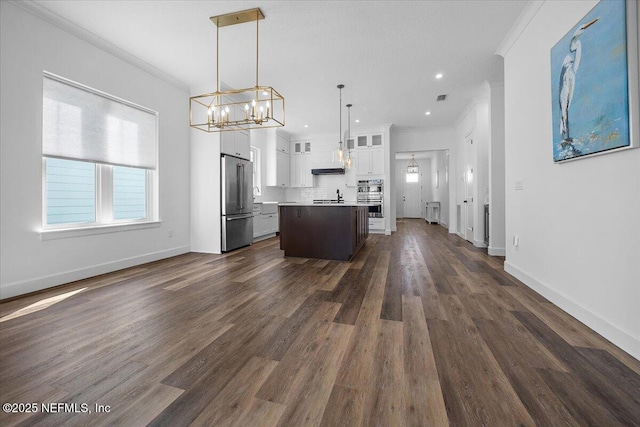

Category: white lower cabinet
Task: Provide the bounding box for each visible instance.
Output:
[253,203,279,240]
[369,217,385,232]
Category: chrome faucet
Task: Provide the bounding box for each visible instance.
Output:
[336,189,343,203]
[253,186,260,200]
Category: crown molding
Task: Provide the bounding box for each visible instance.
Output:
[7,0,189,92]
[495,1,545,57]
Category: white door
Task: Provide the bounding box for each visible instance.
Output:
[404,171,422,218]
[464,135,474,242]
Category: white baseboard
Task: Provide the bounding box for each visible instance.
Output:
[488,246,506,256]
[253,233,276,243]
[0,245,191,300]
[473,239,487,248]
[504,261,640,360]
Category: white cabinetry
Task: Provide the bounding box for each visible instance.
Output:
[253,203,279,241]
[265,130,290,187]
[292,141,311,154]
[290,141,313,188]
[290,155,313,187]
[355,133,384,176]
[344,137,356,187]
[263,213,278,234]
[221,131,251,160]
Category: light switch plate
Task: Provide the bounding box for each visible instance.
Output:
[515,180,524,191]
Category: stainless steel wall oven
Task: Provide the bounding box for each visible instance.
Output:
[357,179,383,218]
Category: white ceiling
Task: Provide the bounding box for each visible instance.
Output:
[32,0,528,137]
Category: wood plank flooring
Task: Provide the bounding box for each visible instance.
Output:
[1,219,639,426]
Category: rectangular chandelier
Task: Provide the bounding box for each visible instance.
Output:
[189,8,285,133]
[190,86,285,132]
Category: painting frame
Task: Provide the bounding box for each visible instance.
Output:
[550,0,639,163]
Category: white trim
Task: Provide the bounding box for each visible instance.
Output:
[8,1,188,92]
[495,1,545,57]
[40,221,161,241]
[253,233,276,243]
[488,246,506,256]
[0,245,190,300]
[473,239,487,248]
[504,261,640,360]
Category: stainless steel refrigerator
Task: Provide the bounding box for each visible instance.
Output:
[221,154,253,252]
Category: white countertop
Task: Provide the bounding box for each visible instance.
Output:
[278,202,373,207]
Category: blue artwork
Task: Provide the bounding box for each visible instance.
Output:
[551,0,630,161]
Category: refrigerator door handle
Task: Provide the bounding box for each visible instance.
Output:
[236,163,243,210]
[227,214,253,221]
[240,163,244,210]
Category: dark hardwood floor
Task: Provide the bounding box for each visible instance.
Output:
[1,219,638,426]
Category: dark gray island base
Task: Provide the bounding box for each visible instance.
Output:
[279,204,369,261]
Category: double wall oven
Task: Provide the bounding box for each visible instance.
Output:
[357,179,383,218]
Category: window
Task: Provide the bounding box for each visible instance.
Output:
[250,146,261,196]
[406,172,419,183]
[42,73,158,230]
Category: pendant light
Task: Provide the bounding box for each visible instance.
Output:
[336,84,345,164]
[345,103,353,169]
[189,8,285,133]
[407,154,419,174]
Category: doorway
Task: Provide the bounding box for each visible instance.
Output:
[403,171,422,218]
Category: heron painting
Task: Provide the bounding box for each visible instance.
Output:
[550,0,630,161]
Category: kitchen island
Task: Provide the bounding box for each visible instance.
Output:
[279,203,369,261]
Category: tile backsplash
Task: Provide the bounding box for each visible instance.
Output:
[285,175,356,202]
[255,185,286,202]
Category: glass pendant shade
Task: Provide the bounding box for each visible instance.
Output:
[333,84,345,166]
[345,103,353,169]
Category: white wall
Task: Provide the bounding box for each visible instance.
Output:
[453,102,490,246]
[390,127,456,231]
[190,129,221,253]
[503,0,640,358]
[488,81,506,255]
[0,3,191,299]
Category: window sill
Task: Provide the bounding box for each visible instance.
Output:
[40,221,161,241]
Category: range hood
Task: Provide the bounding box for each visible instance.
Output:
[311,168,345,175]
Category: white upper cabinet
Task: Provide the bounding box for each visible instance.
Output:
[290,154,313,187]
[276,134,289,154]
[265,129,290,187]
[355,133,384,175]
[221,131,250,160]
[292,141,312,154]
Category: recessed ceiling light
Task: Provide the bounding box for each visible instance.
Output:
[355,119,360,123]
[425,111,431,116]
[304,124,308,128]
[435,73,443,79]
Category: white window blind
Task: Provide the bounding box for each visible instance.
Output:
[42,74,157,169]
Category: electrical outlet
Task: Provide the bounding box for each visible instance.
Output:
[513,235,519,248]
[168,229,173,238]
[515,180,524,191]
